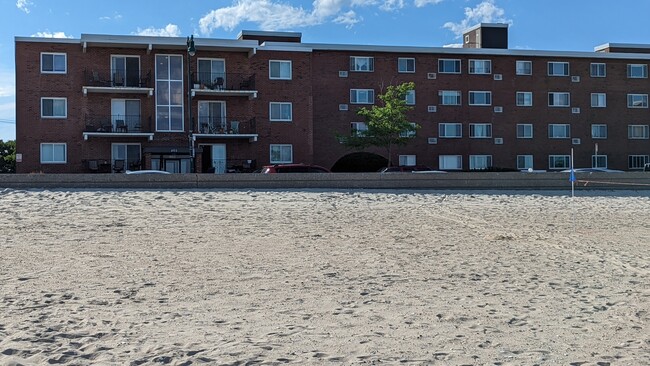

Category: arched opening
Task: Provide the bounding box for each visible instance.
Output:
[331,152,388,172]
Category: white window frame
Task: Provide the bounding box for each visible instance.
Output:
[517,124,533,139]
[549,155,571,170]
[270,144,293,164]
[350,89,375,104]
[438,59,461,74]
[628,125,649,139]
[468,59,492,74]
[40,143,67,164]
[155,54,184,132]
[439,155,462,170]
[627,94,648,108]
[269,60,292,80]
[628,155,649,169]
[399,123,417,138]
[405,90,416,105]
[591,124,607,139]
[468,91,492,106]
[548,62,569,76]
[548,92,570,107]
[350,56,374,72]
[398,58,415,73]
[41,97,67,118]
[269,102,293,122]
[439,90,461,105]
[590,63,606,77]
[592,155,608,169]
[439,123,462,138]
[469,123,492,138]
[41,52,67,74]
[399,155,416,166]
[517,155,533,170]
[627,64,648,78]
[351,122,368,136]
[548,124,571,139]
[591,93,606,108]
[469,155,492,170]
[516,92,533,107]
[516,60,532,75]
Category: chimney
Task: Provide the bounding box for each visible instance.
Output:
[462,23,508,49]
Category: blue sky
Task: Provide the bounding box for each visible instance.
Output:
[2,0,650,141]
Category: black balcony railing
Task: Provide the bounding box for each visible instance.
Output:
[197,116,256,134]
[207,159,257,173]
[84,69,152,88]
[191,72,256,91]
[84,115,151,133]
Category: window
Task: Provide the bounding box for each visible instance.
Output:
[469,155,492,170]
[111,99,141,131]
[438,59,461,74]
[351,122,368,136]
[628,125,649,139]
[40,143,66,164]
[350,56,374,72]
[155,55,184,132]
[591,93,606,108]
[548,92,570,107]
[439,90,461,105]
[398,58,415,73]
[469,123,492,138]
[469,60,492,74]
[591,124,607,139]
[468,91,492,106]
[517,155,533,170]
[517,124,533,138]
[516,60,532,75]
[41,53,66,73]
[198,101,226,133]
[548,62,569,76]
[270,144,293,163]
[548,124,570,138]
[400,123,417,138]
[269,60,292,79]
[41,97,67,118]
[439,155,462,170]
[516,92,533,106]
[111,55,140,87]
[627,94,648,108]
[592,155,607,168]
[439,123,462,138]
[112,143,141,170]
[350,89,375,104]
[627,64,648,78]
[269,102,292,121]
[399,155,416,166]
[590,63,606,77]
[629,155,649,169]
[197,58,226,87]
[405,90,416,105]
[549,155,570,169]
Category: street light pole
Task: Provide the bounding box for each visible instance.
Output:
[187,35,196,172]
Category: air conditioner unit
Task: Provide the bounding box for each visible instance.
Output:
[339,104,348,111]
[493,74,503,80]
[571,76,580,82]
[427,72,437,79]
[427,105,437,113]
[494,106,503,113]
[572,107,581,114]
[572,138,581,145]
[339,71,348,78]
[494,137,503,144]
[428,137,438,144]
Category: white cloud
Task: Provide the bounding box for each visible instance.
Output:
[414,0,442,7]
[443,0,511,38]
[334,10,361,28]
[134,24,181,37]
[100,12,123,21]
[31,32,73,38]
[16,0,32,14]
[380,0,405,11]
[0,70,15,98]
[443,43,462,48]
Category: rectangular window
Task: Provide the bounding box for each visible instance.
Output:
[549,155,570,169]
[591,124,607,139]
[269,60,292,79]
[517,124,533,138]
[439,123,462,138]
[548,124,571,138]
[629,155,649,169]
[627,64,648,78]
[405,90,416,105]
[40,143,66,164]
[197,58,226,87]
[469,60,492,74]
[438,59,461,74]
[439,90,461,105]
[469,155,492,170]
[592,155,607,168]
[627,94,648,108]
[439,155,462,170]
[111,143,141,170]
[628,125,649,139]
[468,91,492,106]
[198,101,226,133]
[548,62,569,76]
[517,155,533,170]
[469,123,492,138]
[269,102,292,121]
[41,53,66,73]
[350,89,375,104]
[111,99,141,132]
[516,92,533,106]
[399,123,417,138]
[548,92,570,107]
[111,55,141,87]
[270,144,293,163]
[351,122,368,136]
[516,60,532,75]
[398,58,415,73]
[591,93,606,108]
[155,55,184,132]
[41,97,67,118]
[350,56,374,72]
[590,63,606,77]
[399,155,416,166]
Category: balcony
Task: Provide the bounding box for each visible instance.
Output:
[206,159,258,173]
[191,72,257,99]
[82,69,154,96]
[194,116,258,142]
[83,114,154,141]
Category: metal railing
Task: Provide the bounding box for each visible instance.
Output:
[191,72,256,91]
[84,115,151,133]
[207,158,257,173]
[84,69,152,88]
[196,116,256,134]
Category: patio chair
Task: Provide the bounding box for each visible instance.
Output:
[113,159,125,173]
[88,160,99,172]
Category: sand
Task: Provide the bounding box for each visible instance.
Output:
[0,188,649,365]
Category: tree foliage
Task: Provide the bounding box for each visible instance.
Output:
[338,82,418,167]
[0,140,16,173]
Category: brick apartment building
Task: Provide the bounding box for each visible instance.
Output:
[14,24,650,173]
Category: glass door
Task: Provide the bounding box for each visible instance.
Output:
[198,101,226,133]
[212,144,226,174]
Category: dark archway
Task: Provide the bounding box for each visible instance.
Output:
[331,152,388,172]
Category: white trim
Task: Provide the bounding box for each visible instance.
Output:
[40,143,67,164]
[40,52,67,74]
[269,102,293,121]
[40,97,67,118]
[269,144,293,164]
[269,60,292,80]
[398,57,416,73]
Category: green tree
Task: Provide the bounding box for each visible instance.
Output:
[338,82,419,167]
[0,140,16,173]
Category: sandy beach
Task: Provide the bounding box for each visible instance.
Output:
[0,188,649,365]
